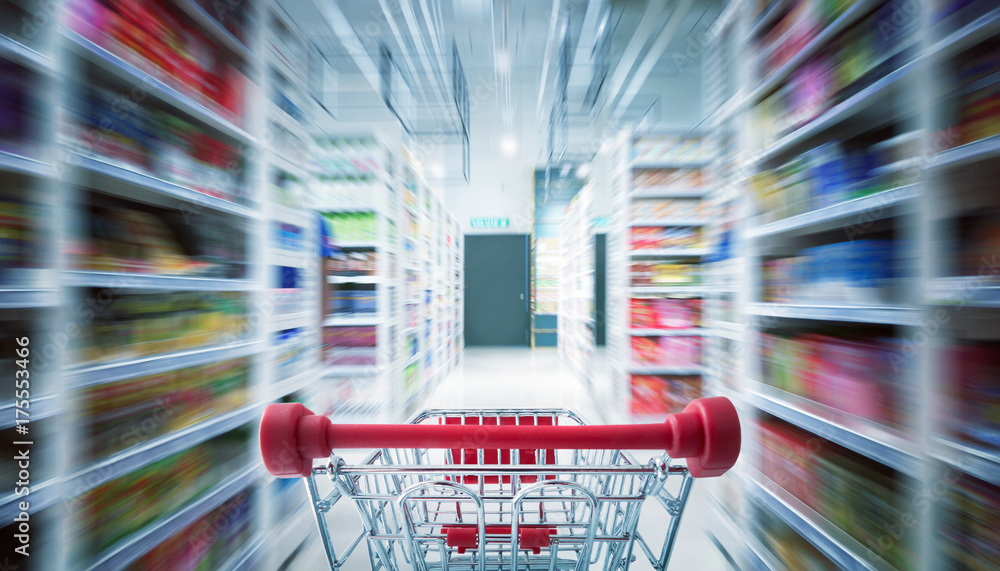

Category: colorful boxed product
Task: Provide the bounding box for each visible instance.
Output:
[322,326,377,348]
[630,263,700,286]
[0,189,41,280]
[68,0,248,123]
[653,298,701,329]
[323,211,377,243]
[76,357,249,464]
[751,1,919,150]
[941,477,1000,569]
[630,299,658,329]
[950,44,1000,146]
[630,375,701,415]
[76,444,215,556]
[631,337,663,364]
[630,298,701,329]
[946,342,1000,450]
[758,418,914,569]
[658,336,702,367]
[78,291,249,363]
[758,420,821,510]
[762,240,901,305]
[629,226,701,250]
[69,87,247,205]
[760,331,913,430]
[631,168,705,189]
[128,489,253,571]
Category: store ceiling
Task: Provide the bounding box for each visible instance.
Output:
[279,0,723,187]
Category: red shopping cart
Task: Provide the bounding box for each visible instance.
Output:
[259,397,740,570]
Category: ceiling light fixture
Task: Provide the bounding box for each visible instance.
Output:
[496,50,511,71]
[576,163,591,178]
[500,135,517,156]
[429,163,445,178]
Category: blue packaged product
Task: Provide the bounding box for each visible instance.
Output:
[830,243,846,291]
[831,242,849,291]
[805,143,848,209]
[845,150,876,197]
[851,240,893,296]
[850,240,874,291]
[798,248,816,293]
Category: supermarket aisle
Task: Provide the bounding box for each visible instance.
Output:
[296,348,732,570]
[422,348,603,416]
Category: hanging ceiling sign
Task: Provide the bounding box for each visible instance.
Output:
[471,217,510,229]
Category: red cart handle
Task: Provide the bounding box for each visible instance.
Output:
[259,397,740,479]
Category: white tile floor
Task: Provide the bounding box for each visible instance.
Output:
[292,348,734,570]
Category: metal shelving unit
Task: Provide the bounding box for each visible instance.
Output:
[71,154,261,218]
[744,469,892,571]
[700,0,1000,567]
[62,32,255,143]
[746,185,919,239]
[747,382,922,476]
[67,405,263,493]
[557,184,595,386]
[85,463,263,571]
[63,270,258,292]
[930,438,1000,488]
[0,1,328,567]
[746,302,921,325]
[66,342,261,389]
[313,136,463,424]
[602,130,713,422]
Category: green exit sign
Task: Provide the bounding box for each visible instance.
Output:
[471,217,509,228]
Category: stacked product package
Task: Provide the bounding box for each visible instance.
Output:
[77,291,249,363]
[629,226,702,251]
[760,332,915,430]
[75,358,250,464]
[630,375,702,415]
[749,134,921,222]
[630,298,701,329]
[751,0,920,149]
[762,240,905,305]
[630,262,701,286]
[631,336,702,367]
[67,87,246,204]
[67,0,247,123]
[757,419,914,569]
[630,198,708,221]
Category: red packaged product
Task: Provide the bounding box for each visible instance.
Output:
[630,375,701,415]
[818,339,883,420]
[758,421,820,509]
[631,337,662,364]
[630,299,657,329]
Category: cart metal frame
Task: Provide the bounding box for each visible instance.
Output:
[302,408,696,571]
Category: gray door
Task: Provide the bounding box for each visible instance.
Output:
[464,234,529,346]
